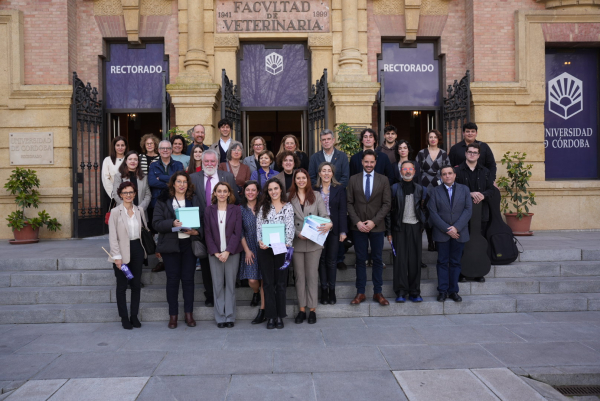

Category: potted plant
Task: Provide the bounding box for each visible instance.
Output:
[335,123,361,157]
[5,168,61,244]
[496,151,536,236]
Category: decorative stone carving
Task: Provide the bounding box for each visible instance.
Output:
[94,0,123,15]
[421,0,451,15]
[404,0,421,42]
[308,34,333,48]
[140,0,172,15]
[214,34,240,48]
[536,0,600,9]
[373,0,404,15]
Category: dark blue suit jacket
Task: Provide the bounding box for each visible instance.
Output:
[427,182,472,243]
[308,149,350,188]
[349,150,395,186]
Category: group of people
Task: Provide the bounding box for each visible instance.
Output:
[104,119,496,330]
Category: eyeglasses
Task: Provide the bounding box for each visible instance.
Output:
[401,168,415,171]
[175,180,187,185]
[159,147,171,151]
[466,151,480,155]
[121,191,135,196]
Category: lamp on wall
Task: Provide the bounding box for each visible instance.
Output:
[412,111,421,117]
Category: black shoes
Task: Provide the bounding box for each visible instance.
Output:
[251,309,266,324]
[337,262,347,271]
[459,274,467,282]
[437,292,447,302]
[205,297,214,307]
[475,277,486,283]
[250,292,261,307]
[276,317,284,329]
[217,322,225,328]
[307,311,317,324]
[151,262,165,272]
[225,322,234,328]
[428,242,436,252]
[130,315,141,328]
[328,289,337,305]
[266,318,276,330]
[320,288,329,305]
[295,311,306,324]
[121,317,133,330]
[449,293,462,302]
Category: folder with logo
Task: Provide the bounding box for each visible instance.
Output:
[261,223,286,246]
[300,216,331,246]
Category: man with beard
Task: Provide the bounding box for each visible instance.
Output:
[190,149,239,307]
[386,161,426,303]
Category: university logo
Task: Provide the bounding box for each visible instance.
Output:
[548,72,583,120]
[265,52,283,75]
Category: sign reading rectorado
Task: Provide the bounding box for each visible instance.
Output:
[9,132,54,165]
[216,1,330,33]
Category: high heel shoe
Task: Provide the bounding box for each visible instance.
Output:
[320,288,329,305]
[275,317,284,329]
[185,312,196,327]
[328,288,337,305]
[251,309,266,324]
[250,292,261,307]
[168,315,178,329]
[130,315,141,328]
[266,318,276,329]
[121,317,133,330]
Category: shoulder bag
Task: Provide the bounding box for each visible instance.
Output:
[104,199,116,225]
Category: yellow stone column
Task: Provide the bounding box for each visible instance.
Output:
[167,0,220,143]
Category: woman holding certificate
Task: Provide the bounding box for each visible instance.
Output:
[153,171,201,329]
[289,168,331,324]
[256,178,295,330]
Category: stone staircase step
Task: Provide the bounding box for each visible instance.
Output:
[513,293,590,312]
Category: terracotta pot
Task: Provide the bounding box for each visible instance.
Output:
[504,213,534,236]
[10,223,40,244]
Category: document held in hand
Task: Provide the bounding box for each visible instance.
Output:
[300,216,331,246]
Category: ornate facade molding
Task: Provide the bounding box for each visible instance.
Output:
[373,0,404,16]
[421,0,451,15]
[93,0,123,16]
[140,0,172,15]
[536,0,600,9]
[214,34,240,48]
[308,34,333,48]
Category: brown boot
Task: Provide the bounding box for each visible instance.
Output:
[168,315,177,329]
[185,312,196,327]
[152,261,165,272]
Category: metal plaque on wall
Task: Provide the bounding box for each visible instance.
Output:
[9,132,54,165]
[216,0,330,33]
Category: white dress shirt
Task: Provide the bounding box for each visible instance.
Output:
[323,149,334,163]
[362,170,374,196]
[220,138,231,153]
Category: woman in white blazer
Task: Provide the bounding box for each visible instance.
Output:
[102,136,127,197]
[112,150,152,217]
[108,181,148,330]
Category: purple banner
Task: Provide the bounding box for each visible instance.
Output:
[240,44,308,108]
[545,49,598,179]
[105,44,169,110]
[378,43,440,108]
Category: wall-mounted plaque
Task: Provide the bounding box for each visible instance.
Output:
[216,0,330,33]
[9,132,54,166]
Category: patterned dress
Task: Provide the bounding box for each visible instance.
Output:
[416,148,450,191]
[238,205,262,280]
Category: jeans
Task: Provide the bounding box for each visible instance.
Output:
[435,238,465,294]
[258,247,287,319]
[113,240,144,319]
[319,233,339,289]
[353,230,384,294]
[162,238,196,315]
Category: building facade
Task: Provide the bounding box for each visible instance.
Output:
[0,0,599,239]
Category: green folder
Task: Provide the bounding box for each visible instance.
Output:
[261,223,285,246]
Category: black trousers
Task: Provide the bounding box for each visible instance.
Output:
[258,248,287,319]
[392,223,422,297]
[199,253,213,300]
[319,233,339,290]
[162,238,196,316]
[113,240,144,319]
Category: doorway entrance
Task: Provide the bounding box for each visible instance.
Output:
[383,110,437,156]
[243,110,305,155]
[108,112,163,153]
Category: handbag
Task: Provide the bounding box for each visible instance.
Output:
[192,239,207,259]
[104,199,116,225]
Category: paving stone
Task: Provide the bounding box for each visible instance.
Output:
[513,293,589,312]
[3,323,102,337]
[311,300,370,318]
[313,371,408,401]
[0,288,38,305]
[5,379,67,401]
[560,261,600,276]
[0,274,10,288]
[15,333,131,354]
[10,272,81,287]
[273,346,390,373]
[0,354,60,381]
[482,341,600,367]
[588,293,600,311]
[368,298,443,316]
[520,248,581,262]
[362,315,454,327]
[154,350,273,375]
[0,334,40,355]
[64,303,120,323]
[494,263,560,278]
[34,352,165,379]
[49,377,149,401]
[136,375,230,401]
[224,327,324,350]
[393,369,499,401]
[445,312,538,325]
[379,344,505,370]
[0,259,57,272]
[472,368,546,401]
[443,295,516,314]
[121,329,226,352]
[524,365,600,386]
[582,342,600,352]
[227,373,316,401]
[503,322,600,342]
[470,278,539,295]
[519,377,570,401]
[413,324,525,344]
[582,249,600,261]
[527,311,600,323]
[539,277,600,293]
[58,258,111,270]
[0,305,65,324]
[322,326,424,347]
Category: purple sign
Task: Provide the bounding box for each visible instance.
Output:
[378,43,440,107]
[545,49,598,179]
[105,44,169,110]
[240,44,308,108]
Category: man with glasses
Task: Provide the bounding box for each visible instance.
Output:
[186,124,209,155]
[385,161,427,303]
[455,142,494,283]
[148,140,185,272]
[308,129,349,188]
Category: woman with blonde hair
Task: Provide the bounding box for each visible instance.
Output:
[243,136,274,174]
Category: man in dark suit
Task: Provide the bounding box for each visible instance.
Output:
[448,122,497,182]
[308,129,349,188]
[427,166,473,302]
[349,128,395,186]
[347,150,392,306]
[190,149,240,307]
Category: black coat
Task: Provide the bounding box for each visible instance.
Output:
[449,140,497,181]
[455,162,494,222]
[385,182,426,235]
[315,184,348,236]
[153,190,202,253]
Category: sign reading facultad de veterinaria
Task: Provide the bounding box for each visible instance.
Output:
[9,132,54,166]
[216,0,330,33]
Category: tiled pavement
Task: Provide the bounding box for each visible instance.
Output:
[1,311,600,400]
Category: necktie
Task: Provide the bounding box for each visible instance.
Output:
[447,185,453,206]
[205,175,212,206]
[365,174,371,201]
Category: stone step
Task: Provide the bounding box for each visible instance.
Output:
[1,292,597,324]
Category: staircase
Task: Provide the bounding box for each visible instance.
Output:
[0,239,599,323]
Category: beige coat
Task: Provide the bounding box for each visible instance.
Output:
[290,192,328,252]
[107,203,148,264]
